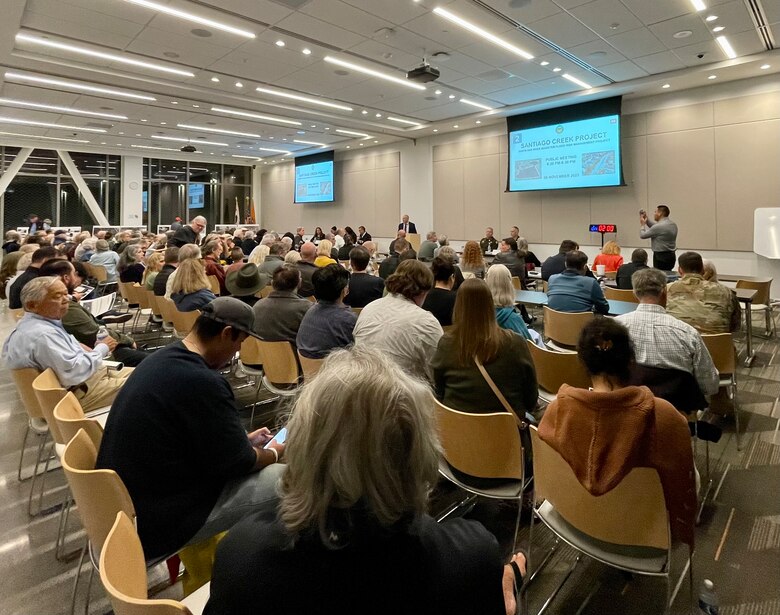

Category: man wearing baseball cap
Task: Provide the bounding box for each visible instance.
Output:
[97,297,285,560]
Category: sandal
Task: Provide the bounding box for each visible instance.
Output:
[509,552,526,593]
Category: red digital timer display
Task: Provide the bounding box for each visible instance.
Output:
[589,224,617,233]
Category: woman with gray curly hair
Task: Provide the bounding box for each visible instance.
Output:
[205,346,525,615]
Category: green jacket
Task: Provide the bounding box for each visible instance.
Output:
[63,300,134,349]
[666,274,740,334]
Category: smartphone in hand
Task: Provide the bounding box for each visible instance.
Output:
[264,427,287,449]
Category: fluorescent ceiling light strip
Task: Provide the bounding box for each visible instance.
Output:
[459,98,493,111]
[689,0,706,11]
[131,144,181,151]
[562,73,592,89]
[0,130,90,143]
[432,7,533,60]
[15,33,195,77]
[335,129,370,137]
[153,135,229,147]
[121,0,255,38]
[0,116,106,132]
[231,155,264,160]
[387,116,422,127]
[177,123,262,139]
[293,139,326,147]
[715,36,737,59]
[324,56,426,91]
[255,87,352,111]
[4,72,156,101]
[255,147,291,154]
[0,97,127,119]
[210,107,301,126]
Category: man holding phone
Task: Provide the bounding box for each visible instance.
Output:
[639,205,678,271]
[97,297,286,560]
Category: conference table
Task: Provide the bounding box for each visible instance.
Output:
[734,287,758,366]
[514,290,637,317]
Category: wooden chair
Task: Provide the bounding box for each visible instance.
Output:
[54,392,106,450]
[9,307,24,320]
[171,308,200,338]
[298,352,324,381]
[257,340,302,396]
[100,511,209,615]
[350,306,362,315]
[433,398,526,549]
[158,297,178,333]
[736,279,775,337]
[525,339,591,404]
[258,286,273,299]
[543,306,593,351]
[207,275,221,296]
[511,276,522,291]
[604,286,639,303]
[528,426,691,612]
[88,264,112,296]
[702,333,741,451]
[305,295,316,303]
[238,337,281,429]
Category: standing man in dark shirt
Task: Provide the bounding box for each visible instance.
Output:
[169,216,206,248]
[8,246,60,309]
[616,248,649,290]
[640,205,678,271]
[398,214,417,234]
[97,298,285,560]
[345,247,384,308]
[153,247,179,296]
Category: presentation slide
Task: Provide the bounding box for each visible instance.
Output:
[295,160,334,203]
[508,114,621,191]
[188,183,205,209]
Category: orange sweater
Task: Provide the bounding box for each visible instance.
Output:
[592,253,623,272]
[538,384,696,546]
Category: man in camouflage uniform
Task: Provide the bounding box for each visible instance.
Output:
[667,251,740,334]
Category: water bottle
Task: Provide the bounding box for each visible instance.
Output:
[96,326,110,345]
[698,579,719,615]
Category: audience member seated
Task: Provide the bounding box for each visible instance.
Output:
[97,298,285,561]
[295,242,318,297]
[76,237,97,262]
[616,268,718,397]
[547,251,609,314]
[90,239,120,283]
[297,264,357,359]
[615,248,649,290]
[226,247,245,275]
[379,238,410,280]
[666,251,740,334]
[240,230,258,256]
[541,239,582,281]
[311,227,325,245]
[142,252,164,291]
[165,243,201,299]
[202,240,227,295]
[2,276,133,412]
[204,346,525,615]
[356,225,371,245]
[336,233,355,261]
[259,242,286,277]
[460,240,486,279]
[117,243,145,284]
[479,227,498,253]
[248,244,269,268]
[154,247,178,296]
[344,246,384,308]
[284,250,301,265]
[40,260,150,367]
[2,230,21,254]
[433,234,448,259]
[432,279,538,426]
[388,229,407,255]
[538,317,697,547]
[252,265,311,344]
[169,216,206,248]
[225,264,267,307]
[314,240,337,267]
[417,231,438,261]
[421,257,457,327]
[8,245,59,309]
[0,251,23,300]
[354,260,442,380]
[592,241,624,273]
[485,264,535,342]
[701,259,718,282]
[435,246,465,291]
[171,258,217,312]
[492,237,526,281]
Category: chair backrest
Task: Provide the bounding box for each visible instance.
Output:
[434,398,523,480]
[159,297,178,325]
[350,306,362,315]
[207,275,221,296]
[603,270,617,280]
[118,282,136,305]
[100,512,191,615]
[54,392,104,449]
[11,367,44,421]
[541,280,549,293]
[61,429,135,554]
[305,295,316,303]
[172,309,200,337]
[9,307,24,320]
[736,279,771,306]
[146,291,163,317]
[543,306,593,347]
[132,284,150,309]
[258,340,300,385]
[604,286,639,303]
[701,333,736,376]
[90,264,108,283]
[627,364,707,414]
[511,276,522,291]
[239,336,264,366]
[298,352,324,381]
[32,368,68,445]
[529,426,669,549]
[258,286,273,299]
[526,339,591,393]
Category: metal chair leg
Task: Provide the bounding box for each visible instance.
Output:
[17,423,32,482]
[69,543,87,615]
[732,383,742,451]
[27,433,49,516]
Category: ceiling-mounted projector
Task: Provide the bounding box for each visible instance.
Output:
[406,62,440,83]
[180,144,197,153]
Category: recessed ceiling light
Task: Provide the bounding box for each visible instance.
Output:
[135,133,141,136]
[140,119,148,122]
[120,0,255,38]
[118,132,124,135]
[192,104,200,108]
[375,113,382,118]
[154,135,229,146]
[0,130,89,143]
[453,125,459,128]
[476,120,481,124]
[254,86,352,111]
[689,0,706,11]
[171,101,179,104]
[310,125,316,128]
[4,71,156,101]
[715,35,737,59]
[160,122,167,125]
[275,40,285,47]
[563,73,592,89]
[373,140,378,143]
[760,64,770,69]
[432,7,533,60]
[673,30,693,39]
[211,107,301,126]
[387,116,423,127]
[15,33,194,77]
[324,127,330,130]
[706,15,718,21]
[0,97,128,120]
[302,48,312,55]
[712,26,725,32]
[460,98,493,110]
[293,139,326,147]
[346,145,350,149]
[336,129,370,137]
[324,56,426,90]
[662,83,671,88]
[177,123,263,138]
[361,110,368,115]
[211,76,220,82]
[540,61,549,66]
[552,67,561,72]
[235,82,243,88]
[359,143,364,146]
[433,129,438,132]
[100,142,106,145]
[448,94,456,99]
[435,89,442,95]
[708,74,717,79]
[0,116,107,132]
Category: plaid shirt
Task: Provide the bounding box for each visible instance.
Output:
[617,303,719,396]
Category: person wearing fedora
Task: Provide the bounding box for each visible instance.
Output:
[97,297,286,560]
[226,263,269,307]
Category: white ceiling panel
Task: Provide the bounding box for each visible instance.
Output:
[503,59,561,82]
[599,60,647,80]
[618,0,689,25]
[569,0,645,38]
[143,13,254,51]
[36,0,153,25]
[274,11,365,49]
[632,50,687,74]
[339,0,428,26]
[489,0,564,24]
[20,11,140,49]
[129,25,236,64]
[197,0,294,26]
[524,11,600,47]
[649,14,719,49]
[567,40,629,67]
[706,1,763,34]
[490,82,547,105]
[448,75,531,96]
[403,12,504,52]
[606,27,666,59]
[300,0,396,39]
[346,39,422,70]
[552,0,596,8]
